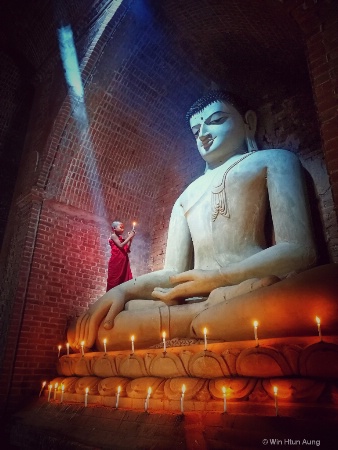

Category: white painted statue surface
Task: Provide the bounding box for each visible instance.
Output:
[69,91,338,352]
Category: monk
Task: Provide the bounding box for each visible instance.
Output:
[70,90,338,351]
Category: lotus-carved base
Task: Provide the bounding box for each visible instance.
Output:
[51,336,338,412]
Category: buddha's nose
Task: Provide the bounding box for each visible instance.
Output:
[198,122,211,141]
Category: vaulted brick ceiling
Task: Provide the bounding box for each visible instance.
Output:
[0,0,307,103]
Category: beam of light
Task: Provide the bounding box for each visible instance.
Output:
[58,25,84,99]
[58,25,88,127]
[57,24,108,265]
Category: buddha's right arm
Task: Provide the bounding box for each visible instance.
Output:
[73,197,193,349]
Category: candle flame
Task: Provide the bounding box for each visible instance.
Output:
[253,320,258,328]
[55,382,58,389]
[203,327,207,335]
[132,222,136,227]
[58,345,61,350]
[148,387,152,395]
[42,381,46,387]
[222,386,226,394]
[61,384,65,392]
[162,331,166,339]
[117,385,121,393]
[315,316,321,325]
[85,387,89,394]
[81,341,85,346]
[131,335,135,342]
[103,338,107,344]
[48,384,52,391]
[273,386,278,395]
[182,384,186,394]
[66,342,70,347]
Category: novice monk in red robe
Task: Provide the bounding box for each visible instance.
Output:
[106,221,135,291]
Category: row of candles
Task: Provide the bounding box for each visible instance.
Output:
[57,316,323,357]
[40,381,281,415]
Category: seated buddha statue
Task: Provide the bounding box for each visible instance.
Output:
[69,90,338,351]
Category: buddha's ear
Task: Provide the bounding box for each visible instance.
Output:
[244,110,258,152]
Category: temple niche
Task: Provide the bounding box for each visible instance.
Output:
[0,1,338,449]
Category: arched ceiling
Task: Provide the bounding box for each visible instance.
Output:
[154,0,309,106]
[1,0,307,101]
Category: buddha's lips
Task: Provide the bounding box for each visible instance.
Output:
[202,137,215,150]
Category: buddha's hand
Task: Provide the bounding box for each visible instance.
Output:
[72,288,126,350]
[152,269,225,304]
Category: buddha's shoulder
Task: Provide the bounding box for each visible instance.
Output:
[250,148,299,164]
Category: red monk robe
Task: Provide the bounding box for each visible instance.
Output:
[106,235,133,291]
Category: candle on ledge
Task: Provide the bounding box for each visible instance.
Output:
[180,384,186,414]
[116,385,121,409]
[144,387,151,412]
[85,387,89,407]
[47,384,52,402]
[162,331,166,353]
[81,341,85,356]
[315,316,322,341]
[273,386,278,416]
[66,342,70,356]
[39,381,46,397]
[222,386,227,413]
[58,345,61,358]
[61,384,64,403]
[203,327,207,351]
[53,382,58,400]
[132,221,136,231]
[253,321,259,346]
[131,335,135,355]
[103,338,107,354]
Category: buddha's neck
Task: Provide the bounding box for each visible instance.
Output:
[205,150,247,172]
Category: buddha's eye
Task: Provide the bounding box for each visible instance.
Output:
[210,116,226,125]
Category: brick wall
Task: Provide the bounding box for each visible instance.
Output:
[285,0,338,258]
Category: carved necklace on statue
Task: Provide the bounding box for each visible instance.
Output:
[211,152,255,221]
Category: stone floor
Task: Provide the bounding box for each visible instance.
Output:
[7,398,338,449]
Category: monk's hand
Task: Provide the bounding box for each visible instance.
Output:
[152,269,225,304]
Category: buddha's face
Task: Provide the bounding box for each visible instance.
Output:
[190,101,247,167]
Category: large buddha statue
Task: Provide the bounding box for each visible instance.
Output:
[69,91,338,352]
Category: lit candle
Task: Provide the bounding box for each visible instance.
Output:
[180,384,186,414]
[85,387,89,407]
[273,386,278,416]
[66,342,70,356]
[131,335,135,354]
[132,221,137,231]
[315,316,322,341]
[162,331,166,353]
[116,385,121,409]
[58,345,61,358]
[81,341,85,356]
[253,321,259,345]
[47,384,52,402]
[61,384,64,403]
[222,386,227,413]
[203,327,207,351]
[103,338,107,354]
[39,381,46,397]
[144,387,151,412]
[53,382,58,400]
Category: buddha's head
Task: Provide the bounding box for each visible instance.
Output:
[186,90,257,168]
